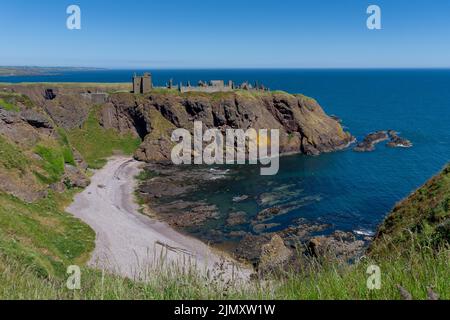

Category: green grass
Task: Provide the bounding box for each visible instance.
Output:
[56,128,76,166]
[34,145,66,184]
[0,92,33,110]
[135,169,158,181]
[0,191,95,280]
[0,239,448,300]
[0,136,29,173]
[0,98,19,112]
[68,106,141,169]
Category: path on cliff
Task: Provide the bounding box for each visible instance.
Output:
[67,156,250,281]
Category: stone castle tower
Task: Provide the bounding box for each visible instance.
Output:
[133,72,152,94]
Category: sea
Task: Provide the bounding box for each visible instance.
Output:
[3,69,450,238]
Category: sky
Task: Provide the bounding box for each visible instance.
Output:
[0,0,449,68]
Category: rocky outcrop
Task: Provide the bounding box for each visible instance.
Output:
[100,91,353,162]
[0,89,90,202]
[354,131,389,152]
[386,130,413,148]
[5,85,91,129]
[354,130,412,152]
[258,235,292,274]
[307,231,365,260]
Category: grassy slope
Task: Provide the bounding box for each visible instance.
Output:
[0,191,95,279]
[68,106,141,169]
[0,94,142,299]
[1,235,448,300]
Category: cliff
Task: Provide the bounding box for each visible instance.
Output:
[100,90,353,162]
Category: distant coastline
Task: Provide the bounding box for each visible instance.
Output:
[0,66,105,77]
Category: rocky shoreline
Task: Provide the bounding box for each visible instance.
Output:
[137,163,371,276]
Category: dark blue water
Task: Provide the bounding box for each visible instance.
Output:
[3,69,450,235]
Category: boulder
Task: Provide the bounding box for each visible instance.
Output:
[259,235,292,273]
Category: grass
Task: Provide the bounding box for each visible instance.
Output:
[0,191,95,280]
[68,106,141,169]
[34,145,66,184]
[0,98,19,112]
[135,169,158,181]
[0,238,448,300]
[0,136,29,173]
[0,92,33,110]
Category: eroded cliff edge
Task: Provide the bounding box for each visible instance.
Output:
[99,91,353,162]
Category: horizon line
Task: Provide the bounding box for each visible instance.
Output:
[2,65,450,71]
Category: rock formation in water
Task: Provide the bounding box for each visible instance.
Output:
[354,130,412,152]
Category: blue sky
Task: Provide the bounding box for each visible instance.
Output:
[0,0,449,68]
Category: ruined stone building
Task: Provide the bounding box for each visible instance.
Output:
[130,71,268,94]
[133,72,152,94]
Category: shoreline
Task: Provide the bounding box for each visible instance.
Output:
[66,156,251,281]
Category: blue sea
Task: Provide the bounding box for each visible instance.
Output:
[3,69,450,237]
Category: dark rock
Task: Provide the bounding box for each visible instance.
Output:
[63,164,90,188]
[20,109,53,129]
[397,285,413,300]
[234,234,273,266]
[258,235,292,273]
[50,182,66,193]
[354,130,412,152]
[386,131,412,148]
[254,207,281,222]
[44,89,56,100]
[226,211,247,226]
[307,231,365,261]
[354,131,389,152]
[0,108,19,124]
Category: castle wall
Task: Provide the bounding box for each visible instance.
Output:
[179,86,233,93]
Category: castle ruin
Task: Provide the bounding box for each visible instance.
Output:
[131,72,268,94]
[133,72,152,94]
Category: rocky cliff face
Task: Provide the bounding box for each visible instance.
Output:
[100,91,353,162]
[0,91,88,202]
